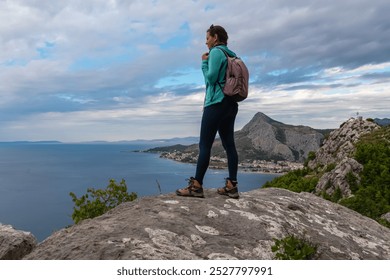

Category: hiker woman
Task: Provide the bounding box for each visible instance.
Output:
[176,24,239,199]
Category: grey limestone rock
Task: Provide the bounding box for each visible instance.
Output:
[309,118,380,198]
[382,212,390,224]
[24,188,390,260]
[0,224,37,260]
[308,118,379,170]
[315,157,363,197]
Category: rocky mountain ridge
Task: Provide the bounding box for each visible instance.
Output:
[148,112,327,170]
[308,117,380,198]
[374,117,390,126]
[233,112,325,162]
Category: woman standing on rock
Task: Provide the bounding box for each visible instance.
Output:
[176,24,239,199]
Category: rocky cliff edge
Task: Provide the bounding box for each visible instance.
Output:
[21,188,390,260]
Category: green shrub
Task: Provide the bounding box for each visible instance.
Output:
[263,168,318,193]
[325,163,337,172]
[69,179,137,224]
[378,218,390,228]
[272,235,317,260]
[307,151,316,161]
[339,127,390,225]
[340,186,387,220]
[304,151,316,167]
[321,187,342,203]
[346,171,359,193]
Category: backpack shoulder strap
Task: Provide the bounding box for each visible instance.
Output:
[214,47,230,92]
[215,46,234,58]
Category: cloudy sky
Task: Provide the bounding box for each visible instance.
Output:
[1,0,389,142]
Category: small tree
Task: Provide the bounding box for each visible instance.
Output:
[69,179,137,224]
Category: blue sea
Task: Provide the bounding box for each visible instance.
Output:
[0,143,279,241]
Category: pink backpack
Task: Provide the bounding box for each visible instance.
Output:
[217,47,249,102]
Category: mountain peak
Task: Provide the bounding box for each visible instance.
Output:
[235,112,324,162]
[242,112,282,130]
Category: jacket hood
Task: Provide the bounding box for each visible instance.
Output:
[211,45,237,57]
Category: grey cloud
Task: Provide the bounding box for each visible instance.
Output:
[1,0,389,141]
[361,71,390,80]
[283,83,360,91]
[227,1,390,85]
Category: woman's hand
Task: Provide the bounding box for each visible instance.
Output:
[202,52,209,60]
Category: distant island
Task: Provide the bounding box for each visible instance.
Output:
[374,117,390,126]
[0,137,199,146]
[0,141,62,144]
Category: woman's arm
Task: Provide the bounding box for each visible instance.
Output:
[202,48,225,86]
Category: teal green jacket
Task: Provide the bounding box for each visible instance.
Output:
[202,45,237,107]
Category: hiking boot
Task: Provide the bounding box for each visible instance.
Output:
[217,178,239,199]
[176,177,204,198]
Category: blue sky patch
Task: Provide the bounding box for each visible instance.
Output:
[36,41,55,59]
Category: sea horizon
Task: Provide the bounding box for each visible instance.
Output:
[0,135,200,145]
[0,142,279,241]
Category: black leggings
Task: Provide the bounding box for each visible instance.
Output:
[195,97,238,185]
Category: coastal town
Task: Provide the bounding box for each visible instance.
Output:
[158,150,303,174]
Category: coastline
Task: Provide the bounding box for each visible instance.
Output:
[154,150,303,174]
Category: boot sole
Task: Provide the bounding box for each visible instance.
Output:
[217,190,239,199]
[176,191,205,198]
